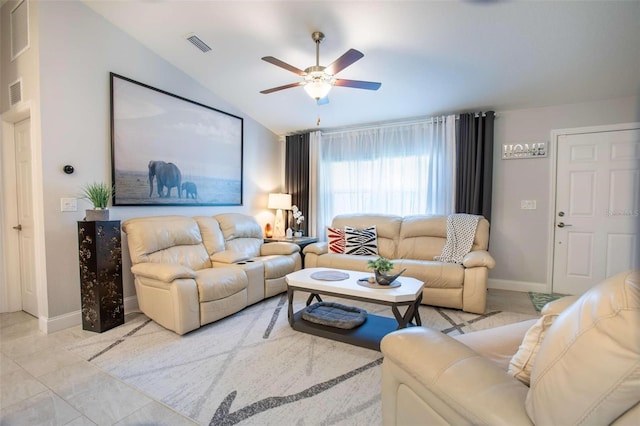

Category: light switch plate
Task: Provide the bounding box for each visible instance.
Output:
[61,197,77,212]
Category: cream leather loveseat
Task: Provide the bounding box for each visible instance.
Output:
[303,214,494,313]
[380,270,640,425]
[122,213,301,334]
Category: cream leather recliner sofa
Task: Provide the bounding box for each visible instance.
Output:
[303,214,495,313]
[380,270,640,425]
[122,213,301,334]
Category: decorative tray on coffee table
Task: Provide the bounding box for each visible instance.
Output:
[357,277,401,289]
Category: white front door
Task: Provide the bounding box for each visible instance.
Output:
[552,126,639,295]
[14,118,38,316]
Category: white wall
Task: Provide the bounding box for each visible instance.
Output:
[6,1,282,323]
[490,96,639,292]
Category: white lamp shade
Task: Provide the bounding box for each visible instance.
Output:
[268,193,291,210]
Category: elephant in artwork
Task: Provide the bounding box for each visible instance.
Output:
[148,160,182,198]
[181,181,198,199]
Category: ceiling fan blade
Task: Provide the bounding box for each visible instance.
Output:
[334,79,382,90]
[325,49,364,75]
[262,56,306,76]
[260,82,304,94]
[317,96,330,106]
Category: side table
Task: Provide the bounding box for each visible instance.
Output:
[77,220,124,332]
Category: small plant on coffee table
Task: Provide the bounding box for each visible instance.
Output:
[367,257,405,285]
[367,257,394,274]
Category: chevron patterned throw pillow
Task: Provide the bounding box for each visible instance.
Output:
[327,227,346,254]
[344,226,378,256]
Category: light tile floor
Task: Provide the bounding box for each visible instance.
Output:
[0,311,197,426]
[0,289,536,425]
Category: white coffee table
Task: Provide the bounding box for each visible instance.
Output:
[285,267,424,350]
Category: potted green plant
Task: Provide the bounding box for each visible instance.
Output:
[367,256,405,286]
[80,182,114,221]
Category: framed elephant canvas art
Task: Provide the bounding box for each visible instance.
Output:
[110,73,243,206]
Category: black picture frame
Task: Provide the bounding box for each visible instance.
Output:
[110,72,243,206]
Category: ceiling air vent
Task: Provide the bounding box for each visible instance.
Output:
[9,79,23,107]
[185,34,212,53]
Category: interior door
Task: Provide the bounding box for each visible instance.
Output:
[553,127,639,295]
[14,118,38,316]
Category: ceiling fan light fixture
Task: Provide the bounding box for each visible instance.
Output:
[304,70,334,100]
[304,80,332,100]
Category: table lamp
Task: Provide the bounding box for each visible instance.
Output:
[268,193,291,238]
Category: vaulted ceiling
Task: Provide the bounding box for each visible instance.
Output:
[84,1,640,136]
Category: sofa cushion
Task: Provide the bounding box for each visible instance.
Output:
[194,216,226,256]
[123,215,211,271]
[398,215,447,260]
[313,253,377,272]
[327,227,346,254]
[398,215,491,261]
[395,259,464,289]
[525,270,640,425]
[261,255,297,280]
[344,226,378,255]
[215,213,262,257]
[195,267,247,302]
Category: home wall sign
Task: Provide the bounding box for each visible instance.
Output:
[502,141,547,159]
[110,73,243,206]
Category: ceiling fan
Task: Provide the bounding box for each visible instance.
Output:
[260,31,381,105]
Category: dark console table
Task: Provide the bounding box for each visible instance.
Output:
[77,220,124,332]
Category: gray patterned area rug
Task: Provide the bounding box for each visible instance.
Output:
[68,293,537,425]
[528,292,567,313]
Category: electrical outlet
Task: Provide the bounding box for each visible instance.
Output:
[521,200,537,210]
[61,197,78,212]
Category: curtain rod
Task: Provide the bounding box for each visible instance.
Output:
[285,111,497,137]
[320,112,497,135]
[320,115,446,135]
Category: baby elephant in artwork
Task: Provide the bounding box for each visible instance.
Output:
[181,181,198,199]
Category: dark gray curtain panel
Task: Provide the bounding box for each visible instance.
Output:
[455,111,495,221]
[285,133,310,234]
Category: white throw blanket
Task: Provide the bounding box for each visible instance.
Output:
[435,214,482,264]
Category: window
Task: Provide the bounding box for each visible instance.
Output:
[316,116,456,228]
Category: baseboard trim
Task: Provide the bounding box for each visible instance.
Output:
[40,295,139,334]
[40,310,78,334]
[488,278,550,294]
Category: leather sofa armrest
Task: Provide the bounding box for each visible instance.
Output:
[381,327,532,425]
[131,263,196,282]
[210,250,249,264]
[462,250,496,269]
[303,242,328,255]
[260,242,300,256]
[541,295,580,315]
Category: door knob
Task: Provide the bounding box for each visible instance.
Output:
[12,224,22,231]
[557,222,572,228]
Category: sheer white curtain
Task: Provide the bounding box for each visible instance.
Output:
[312,116,455,238]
